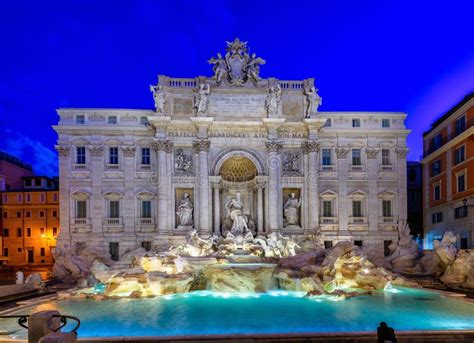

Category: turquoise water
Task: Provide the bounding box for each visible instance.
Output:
[2,287,474,339]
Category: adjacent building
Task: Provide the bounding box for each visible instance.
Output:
[0,151,35,264]
[422,92,474,249]
[0,151,35,191]
[54,39,410,262]
[1,176,59,266]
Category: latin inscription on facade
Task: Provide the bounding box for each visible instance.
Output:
[209,95,266,116]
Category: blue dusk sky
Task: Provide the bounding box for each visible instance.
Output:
[0,1,473,176]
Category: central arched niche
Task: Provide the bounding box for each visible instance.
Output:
[219,156,257,183]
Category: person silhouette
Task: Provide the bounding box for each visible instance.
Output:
[377,322,397,343]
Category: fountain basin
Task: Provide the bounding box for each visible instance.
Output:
[1,287,474,340]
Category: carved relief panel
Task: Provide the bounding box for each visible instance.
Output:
[282,150,302,175]
[174,148,194,175]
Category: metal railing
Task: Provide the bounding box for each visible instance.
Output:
[0,314,80,334]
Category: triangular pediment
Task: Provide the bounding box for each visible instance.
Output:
[320,189,337,197]
[348,189,367,197]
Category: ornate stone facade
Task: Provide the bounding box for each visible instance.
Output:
[54,39,409,262]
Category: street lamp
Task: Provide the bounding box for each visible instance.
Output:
[462,198,474,208]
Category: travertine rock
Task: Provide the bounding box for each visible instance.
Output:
[433,231,457,268]
[279,250,325,269]
[440,250,474,288]
[146,272,194,295]
[383,221,419,273]
[204,263,277,292]
[25,273,43,288]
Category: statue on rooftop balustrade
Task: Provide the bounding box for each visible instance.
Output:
[193,83,210,115]
[149,84,166,113]
[304,86,322,118]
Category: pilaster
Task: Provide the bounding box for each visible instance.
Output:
[153,140,172,234]
[89,144,105,237]
[121,145,137,237]
[395,146,409,221]
[55,145,71,244]
[305,140,320,233]
[194,139,211,235]
[366,147,379,232]
[336,146,349,232]
[265,140,283,232]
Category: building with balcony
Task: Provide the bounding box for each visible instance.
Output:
[0,176,59,266]
[54,39,409,262]
[422,92,474,249]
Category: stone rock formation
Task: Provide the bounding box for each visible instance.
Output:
[204,264,277,292]
[25,273,43,288]
[383,221,419,273]
[56,235,417,300]
[440,250,474,289]
[52,244,113,282]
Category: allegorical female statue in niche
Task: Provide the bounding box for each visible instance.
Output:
[176,192,193,227]
[283,192,301,226]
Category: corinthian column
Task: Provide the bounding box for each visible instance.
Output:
[256,178,266,235]
[153,140,171,234]
[395,146,409,222]
[266,140,283,232]
[306,140,320,233]
[194,139,211,235]
[211,179,221,235]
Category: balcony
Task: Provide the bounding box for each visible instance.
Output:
[106,164,120,170]
[379,217,397,226]
[71,218,91,233]
[73,164,87,170]
[103,217,123,226]
[320,165,334,172]
[73,218,88,225]
[349,216,367,224]
[379,165,393,172]
[139,164,152,170]
[320,217,337,224]
[350,165,364,172]
[138,217,155,225]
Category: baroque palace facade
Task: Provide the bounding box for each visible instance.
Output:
[54,39,409,261]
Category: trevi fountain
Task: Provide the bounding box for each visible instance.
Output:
[1,38,474,340]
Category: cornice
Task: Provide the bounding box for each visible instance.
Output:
[421,126,474,164]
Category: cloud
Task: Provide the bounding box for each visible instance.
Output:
[0,129,58,177]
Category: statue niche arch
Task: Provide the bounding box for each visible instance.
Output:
[213,149,264,237]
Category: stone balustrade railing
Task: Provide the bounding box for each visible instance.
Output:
[159,76,305,91]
